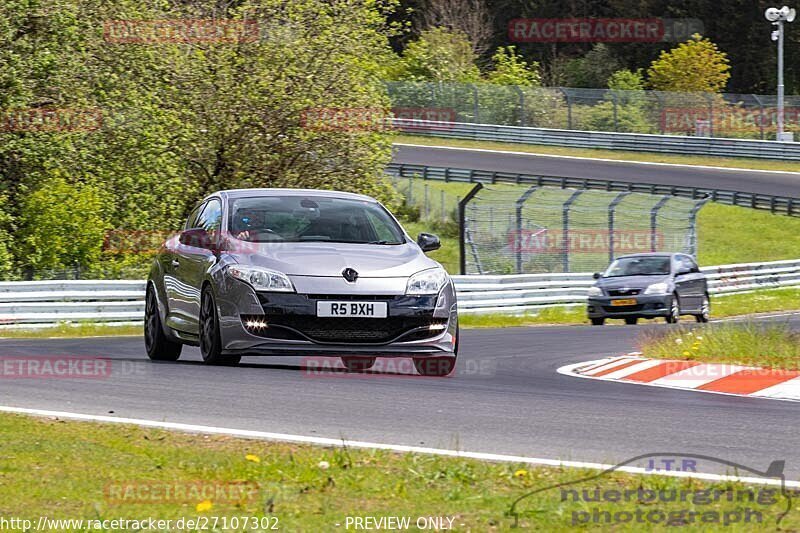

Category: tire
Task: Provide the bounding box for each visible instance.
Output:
[144,285,182,361]
[341,356,376,372]
[414,356,457,377]
[624,317,638,325]
[695,294,710,323]
[665,295,680,324]
[199,286,241,366]
[591,318,605,326]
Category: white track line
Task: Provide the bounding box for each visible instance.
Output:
[394,143,800,175]
[0,404,796,488]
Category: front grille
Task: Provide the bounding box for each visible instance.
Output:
[242,315,447,344]
[602,304,644,313]
[608,288,642,297]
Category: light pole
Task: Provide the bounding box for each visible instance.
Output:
[766,6,796,141]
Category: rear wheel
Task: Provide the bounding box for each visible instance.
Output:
[341,356,376,372]
[591,318,605,326]
[665,295,680,324]
[695,295,710,323]
[144,285,182,361]
[414,356,457,377]
[199,286,241,366]
[624,317,638,325]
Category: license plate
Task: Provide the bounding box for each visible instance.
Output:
[611,298,637,306]
[316,301,388,318]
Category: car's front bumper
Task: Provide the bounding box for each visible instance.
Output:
[215,278,458,357]
[587,294,672,318]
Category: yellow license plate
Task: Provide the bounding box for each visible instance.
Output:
[611,298,637,306]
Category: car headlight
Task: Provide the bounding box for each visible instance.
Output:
[406,267,448,295]
[643,282,669,295]
[227,265,295,292]
[587,286,603,297]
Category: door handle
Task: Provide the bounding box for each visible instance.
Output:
[171,259,180,268]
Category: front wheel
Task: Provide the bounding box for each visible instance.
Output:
[414,356,457,377]
[695,295,710,323]
[665,295,680,324]
[591,318,605,326]
[144,285,182,361]
[624,317,638,325]
[199,286,241,366]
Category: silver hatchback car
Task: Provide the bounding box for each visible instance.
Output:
[145,189,459,376]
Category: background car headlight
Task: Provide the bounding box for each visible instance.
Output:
[643,282,669,295]
[227,265,294,292]
[587,286,603,297]
[406,267,448,295]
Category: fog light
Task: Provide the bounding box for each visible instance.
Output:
[243,316,269,330]
[429,323,446,331]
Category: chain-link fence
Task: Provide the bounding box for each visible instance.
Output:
[386,82,800,140]
[461,184,707,275]
[388,175,464,222]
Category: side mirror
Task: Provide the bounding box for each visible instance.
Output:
[593,272,602,279]
[179,227,212,249]
[417,232,441,252]
[677,267,691,276]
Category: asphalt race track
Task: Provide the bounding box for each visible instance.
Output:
[393,144,800,198]
[3,317,800,478]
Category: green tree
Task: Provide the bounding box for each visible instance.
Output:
[17,177,110,274]
[647,35,731,93]
[486,46,540,86]
[608,69,645,92]
[563,44,621,88]
[395,27,480,82]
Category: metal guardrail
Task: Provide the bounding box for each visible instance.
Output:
[0,260,798,324]
[386,162,800,217]
[392,119,800,161]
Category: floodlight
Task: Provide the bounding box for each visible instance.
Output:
[766,7,781,21]
[787,8,797,22]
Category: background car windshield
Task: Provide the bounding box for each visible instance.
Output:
[229,196,405,244]
[604,256,671,277]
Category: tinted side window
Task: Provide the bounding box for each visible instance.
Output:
[197,199,222,238]
[185,202,206,230]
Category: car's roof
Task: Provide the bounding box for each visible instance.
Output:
[616,252,679,259]
[208,188,377,202]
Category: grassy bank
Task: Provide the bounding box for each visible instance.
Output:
[394,134,800,172]
[639,322,800,371]
[1,412,795,531]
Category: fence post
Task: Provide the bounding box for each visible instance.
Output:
[687,198,710,257]
[515,186,539,274]
[472,83,480,123]
[655,92,665,134]
[650,196,671,252]
[562,190,584,272]
[459,183,483,275]
[706,93,714,138]
[611,91,619,132]
[608,192,631,263]
[513,85,525,127]
[753,94,765,140]
[559,87,573,129]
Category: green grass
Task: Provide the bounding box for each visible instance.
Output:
[0,323,143,339]
[2,412,797,531]
[460,307,586,328]
[697,203,800,265]
[639,322,800,371]
[393,134,800,172]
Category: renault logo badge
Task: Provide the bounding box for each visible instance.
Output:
[342,268,359,283]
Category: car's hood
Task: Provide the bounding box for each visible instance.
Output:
[596,274,669,289]
[229,241,439,277]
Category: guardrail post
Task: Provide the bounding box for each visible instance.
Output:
[515,186,539,274]
[650,196,670,252]
[459,183,483,275]
[562,190,584,271]
[608,192,631,263]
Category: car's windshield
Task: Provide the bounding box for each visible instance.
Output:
[228,195,405,244]
[603,256,671,277]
